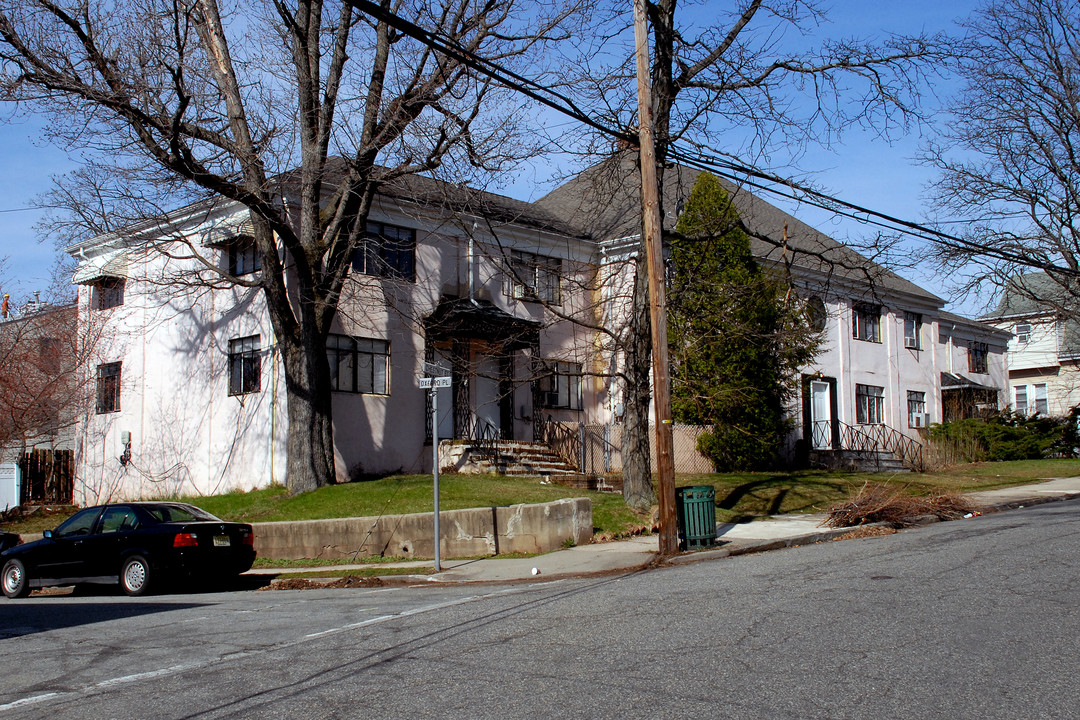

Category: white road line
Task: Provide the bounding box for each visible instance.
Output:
[0,694,58,712]
[1,583,539,714]
[305,614,395,639]
[95,664,197,688]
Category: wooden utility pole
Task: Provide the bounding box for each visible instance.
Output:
[633,0,678,555]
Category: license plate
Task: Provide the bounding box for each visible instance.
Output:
[213,535,231,547]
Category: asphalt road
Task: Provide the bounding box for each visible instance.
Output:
[2,498,1079,719]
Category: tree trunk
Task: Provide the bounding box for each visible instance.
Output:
[621,251,656,510]
[279,336,336,494]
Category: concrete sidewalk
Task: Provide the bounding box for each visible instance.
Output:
[248,476,1080,587]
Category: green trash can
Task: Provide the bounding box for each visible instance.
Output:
[675,485,717,550]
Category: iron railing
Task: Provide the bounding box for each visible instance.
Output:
[814,419,924,471]
[535,415,581,470]
[459,414,502,467]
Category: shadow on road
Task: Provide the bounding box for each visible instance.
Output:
[0,600,210,638]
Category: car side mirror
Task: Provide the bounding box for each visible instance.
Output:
[43,530,53,539]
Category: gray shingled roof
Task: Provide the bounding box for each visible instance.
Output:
[374,172,582,237]
[536,153,943,304]
[938,309,1012,340]
[979,271,1079,319]
[314,158,582,238]
[980,271,1080,358]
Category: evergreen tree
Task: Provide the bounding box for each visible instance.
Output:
[669,173,818,471]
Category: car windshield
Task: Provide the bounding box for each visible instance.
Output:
[143,504,221,523]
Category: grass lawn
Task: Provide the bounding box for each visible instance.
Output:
[187,474,648,538]
[691,458,1080,522]
[5,459,1080,539]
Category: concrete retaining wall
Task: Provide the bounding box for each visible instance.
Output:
[253,497,593,560]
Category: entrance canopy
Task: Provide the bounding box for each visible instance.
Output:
[424,297,540,349]
[940,372,1000,421]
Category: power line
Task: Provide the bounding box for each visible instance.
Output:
[346,0,1077,277]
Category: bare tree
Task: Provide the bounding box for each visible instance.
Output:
[561,0,951,508]
[0,291,104,462]
[0,0,583,493]
[925,0,1080,308]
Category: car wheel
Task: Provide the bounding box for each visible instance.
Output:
[2,558,30,599]
[120,556,151,597]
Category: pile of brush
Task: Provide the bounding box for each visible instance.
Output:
[825,483,973,528]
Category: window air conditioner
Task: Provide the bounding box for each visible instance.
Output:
[910,413,926,428]
[904,336,919,349]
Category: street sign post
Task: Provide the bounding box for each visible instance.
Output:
[420,373,452,571]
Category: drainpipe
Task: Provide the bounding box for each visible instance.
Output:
[468,222,479,306]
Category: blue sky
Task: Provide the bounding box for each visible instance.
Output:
[0,0,984,310]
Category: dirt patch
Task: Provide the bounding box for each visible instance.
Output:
[261,575,389,591]
[828,526,899,541]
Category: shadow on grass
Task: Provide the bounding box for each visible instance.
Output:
[715,474,857,520]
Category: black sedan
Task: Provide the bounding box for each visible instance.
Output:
[1,502,256,598]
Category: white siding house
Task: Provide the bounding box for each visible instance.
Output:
[981,272,1080,416]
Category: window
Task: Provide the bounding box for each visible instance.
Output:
[907,390,926,427]
[805,296,827,333]
[855,383,885,425]
[852,303,881,343]
[326,334,389,394]
[228,235,261,276]
[969,341,989,374]
[508,250,562,305]
[538,361,582,410]
[228,335,261,396]
[352,221,416,281]
[144,504,211,523]
[96,362,121,414]
[1015,385,1028,414]
[1015,323,1031,344]
[904,312,922,350]
[1034,383,1048,415]
[54,507,101,538]
[99,506,140,534]
[96,277,125,310]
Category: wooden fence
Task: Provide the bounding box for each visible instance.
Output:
[19,449,74,505]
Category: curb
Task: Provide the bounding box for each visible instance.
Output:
[665,524,885,566]
[252,490,1080,589]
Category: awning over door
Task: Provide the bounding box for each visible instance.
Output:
[72,249,128,285]
[424,297,540,349]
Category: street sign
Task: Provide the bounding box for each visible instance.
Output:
[433,376,452,388]
[419,376,452,389]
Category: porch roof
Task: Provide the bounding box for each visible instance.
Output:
[940,372,999,393]
[424,297,540,348]
[72,249,128,285]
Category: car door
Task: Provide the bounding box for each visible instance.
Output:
[33,507,103,581]
[80,505,141,581]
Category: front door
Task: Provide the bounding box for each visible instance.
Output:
[811,380,833,450]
